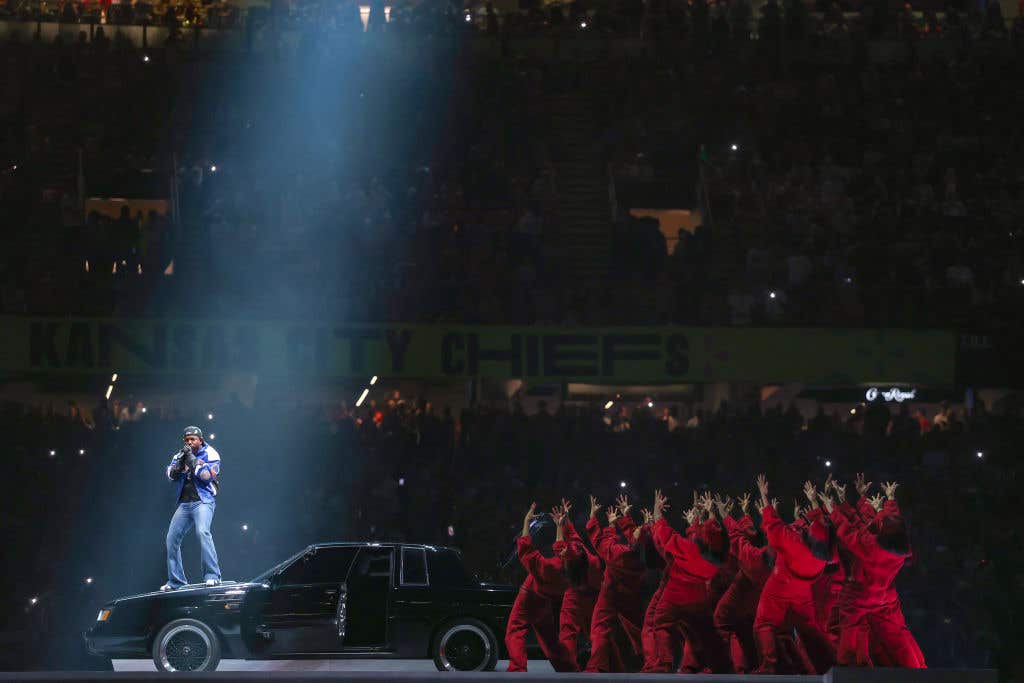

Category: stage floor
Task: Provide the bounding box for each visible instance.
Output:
[113,659,557,673]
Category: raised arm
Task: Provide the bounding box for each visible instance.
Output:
[615,495,638,537]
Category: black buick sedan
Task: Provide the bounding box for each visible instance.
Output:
[84,542,517,673]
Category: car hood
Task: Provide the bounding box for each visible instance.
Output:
[110,581,259,605]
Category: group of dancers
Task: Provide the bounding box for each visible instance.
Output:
[505,473,926,673]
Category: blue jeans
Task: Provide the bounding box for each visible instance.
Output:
[166,501,221,587]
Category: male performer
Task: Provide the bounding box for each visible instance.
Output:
[161,426,222,591]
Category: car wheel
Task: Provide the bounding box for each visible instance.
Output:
[151,618,221,673]
[432,618,498,672]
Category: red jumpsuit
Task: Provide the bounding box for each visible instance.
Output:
[583,516,646,672]
[553,520,603,670]
[649,517,730,673]
[718,514,768,672]
[753,505,837,674]
[504,535,579,672]
[830,500,926,668]
[640,520,694,672]
[721,514,814,674]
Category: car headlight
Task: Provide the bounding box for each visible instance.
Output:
[96,609,112,622]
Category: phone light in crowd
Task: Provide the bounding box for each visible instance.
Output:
[241,524,249,531]
[141,406,147,413]
[85,577,93,585]
[105,384,114,400]
[111,373,118,383]
[825,460,832,468]
[370,375,378,386]
[620,481,627,489]
[731,143,739,151]
[769,291,777,299]
[647,401,654,408]
[356,388,370,407]
[604,400,614,410]
[580,20,587,28]
[976,451,984,459]
[208,413,214,421]
[359,5,369,31]
[84,259,89,272]
[29,597,37,606]
[49,449,56,457]
[398,477,405,486]
[850,408,856,415]
[384,5,391,22]
[142,55,150,62]
[447,525,455,537]
[464,12,471,22]
[209,433,216,440]
[210,165,217,173]
[79,449,85,455]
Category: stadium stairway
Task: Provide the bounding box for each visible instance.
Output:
[546,91,611,285]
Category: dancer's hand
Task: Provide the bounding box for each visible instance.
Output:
[616,494,632,516]
[833,481,847,502]
[817,491,835,514]
[855,473,872,498]
[551,505,566,527]
[803,481,819,508]
[882,481,899,500]
[606,505,620,525]
[867,494,885,512]
[714,493,734,518]
[738,492,752,515]
[756,474,769,506]
[589,495,601,519]
[653,489,670,521]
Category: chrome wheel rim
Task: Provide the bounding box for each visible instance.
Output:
[159,624,212,672]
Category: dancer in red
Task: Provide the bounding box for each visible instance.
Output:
[583,495,646,672]
[550,499,603,670]
[717,492,769,673]
[640,502,702,672]
[752,475,837,674]
[649,490,731,673]
[824,479,926,668]
[504,503,579,673]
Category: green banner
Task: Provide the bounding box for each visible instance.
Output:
[0,318,955,385]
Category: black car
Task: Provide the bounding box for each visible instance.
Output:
[84,542,517,673]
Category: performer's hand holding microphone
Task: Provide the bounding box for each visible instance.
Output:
[172,445,197,476]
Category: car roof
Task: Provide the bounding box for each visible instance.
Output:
[308,541,456,553]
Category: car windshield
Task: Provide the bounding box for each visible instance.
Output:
[249,547,309,583]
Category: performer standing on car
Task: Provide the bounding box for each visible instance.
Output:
[161,426,222,591]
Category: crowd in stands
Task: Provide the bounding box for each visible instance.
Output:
[2,388,1018,672]
[1,0,1023,328]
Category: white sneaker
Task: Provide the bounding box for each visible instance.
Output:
[159,584,175,592]
[205,579,220,587]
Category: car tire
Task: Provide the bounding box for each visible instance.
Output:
[151,618,221,673]
[431,618,498,672]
